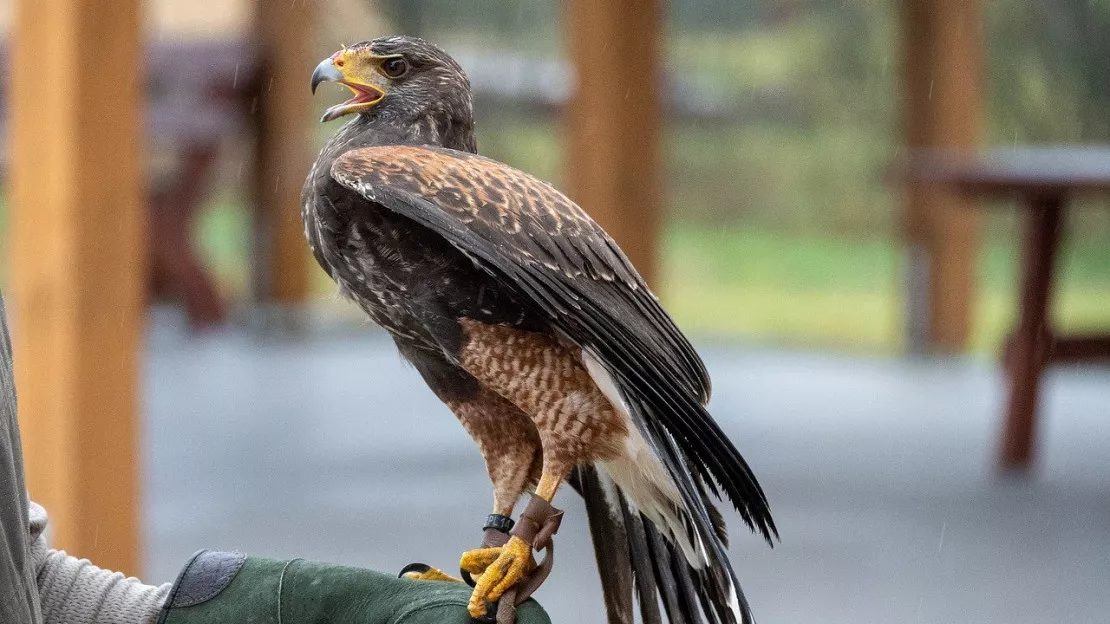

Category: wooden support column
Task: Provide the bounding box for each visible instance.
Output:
[253,0,315,305]
[565,0,663,284]
[9,0,144,574]
[902,0,982,352]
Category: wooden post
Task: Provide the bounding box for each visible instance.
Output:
[253,0,315,305]
[901,0,982,352]
[565,0,663,284]
[9,0,144,574]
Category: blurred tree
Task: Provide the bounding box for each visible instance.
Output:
[988,0,1110,143]
[373,0,424,36]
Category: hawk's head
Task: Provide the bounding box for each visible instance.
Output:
[311,35,472,125]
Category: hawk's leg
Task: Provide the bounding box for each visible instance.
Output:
[451,388,543,580]
[403,347,542,584]
[450,388,544,518]
[455,320,629,617]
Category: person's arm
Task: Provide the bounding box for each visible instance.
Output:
[28,502,169,624]
[0,293,40,624]
[0,290,169,624]
[26,504,552,624]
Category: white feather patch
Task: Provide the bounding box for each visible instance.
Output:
[728,582,745,624]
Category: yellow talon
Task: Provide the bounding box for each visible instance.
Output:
[466,536,535,618]
[459,546,503,576]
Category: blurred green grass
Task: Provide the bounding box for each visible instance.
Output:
[660,222,1110,354]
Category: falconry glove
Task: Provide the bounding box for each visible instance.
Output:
[157,550,551,624]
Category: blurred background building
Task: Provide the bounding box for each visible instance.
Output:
[1,1,1108,623]
[5,0,1108,348]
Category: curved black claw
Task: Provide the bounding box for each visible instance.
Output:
[398,562,431,578]
[461,567,478,587]
[400,562,466,584]
[472,601,498,624]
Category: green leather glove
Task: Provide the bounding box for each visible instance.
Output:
[157,551,551,624]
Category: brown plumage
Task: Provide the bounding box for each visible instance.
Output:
[445,386,541,517]
[304,36,776,624]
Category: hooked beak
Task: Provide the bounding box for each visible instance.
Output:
[310,58,344,94]
[310,54,386,122]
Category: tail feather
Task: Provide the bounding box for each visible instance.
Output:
[572,465,754,624]
[665,543,711,624]
[568,467,635,624]
[580,350,766,624]
[619,496,664,624]
[644,521,690,624]
[657,418,754,624]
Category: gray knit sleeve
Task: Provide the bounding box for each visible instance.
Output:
[29,503,170,624]
[0,292,42,624]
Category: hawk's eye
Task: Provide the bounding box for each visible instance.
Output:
[381,57,408,78]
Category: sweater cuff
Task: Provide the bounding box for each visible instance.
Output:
[30,502,170,624]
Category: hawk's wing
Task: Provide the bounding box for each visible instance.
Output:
[330,144,775,541]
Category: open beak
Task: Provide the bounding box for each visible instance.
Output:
[310,55,386,122]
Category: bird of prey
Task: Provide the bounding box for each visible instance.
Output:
[304,36,776,623]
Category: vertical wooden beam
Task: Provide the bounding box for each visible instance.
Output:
[9,0,144,574]
[253,0,315,305]
[902,0,982,352]
[565,0,663,284]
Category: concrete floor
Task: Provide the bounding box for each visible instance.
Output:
[142,316,1110,624]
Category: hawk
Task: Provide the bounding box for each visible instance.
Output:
[304,36,776,623]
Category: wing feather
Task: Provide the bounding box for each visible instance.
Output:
[333,145,710,398]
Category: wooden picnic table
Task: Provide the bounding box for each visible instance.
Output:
[901,147,1110,470]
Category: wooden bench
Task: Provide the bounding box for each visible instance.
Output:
[901,148,1110,470]
[1,40,261,327]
